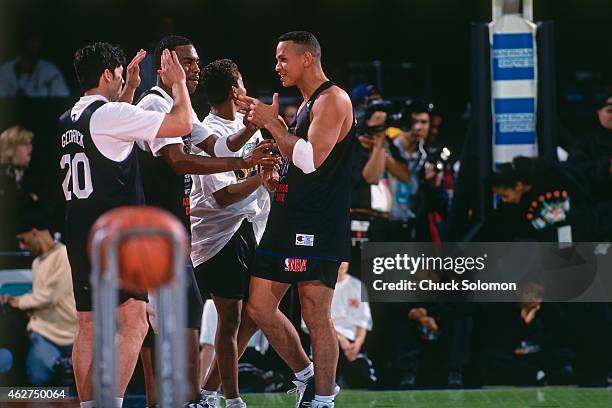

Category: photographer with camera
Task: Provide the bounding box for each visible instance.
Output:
[385,100,454,242]
[350,101,410,274]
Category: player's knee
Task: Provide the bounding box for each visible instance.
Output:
[303,312,333,333]
[245,300,268,325]
[217,313,241,335]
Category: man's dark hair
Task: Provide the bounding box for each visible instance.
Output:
[73,42,126,92]
[490,156,536,188]
[278,31,321,60]
[406,100,433,117]
[200,59,240,106]
[154,35,193,70]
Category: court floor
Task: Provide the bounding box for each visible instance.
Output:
[3,387,612,407]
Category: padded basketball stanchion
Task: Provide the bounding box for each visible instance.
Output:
[91,227,187,408]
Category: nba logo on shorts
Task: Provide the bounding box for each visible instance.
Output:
[295,233,314,247]
[284,258,308,272]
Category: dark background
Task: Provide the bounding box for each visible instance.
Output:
[0,0,610,111]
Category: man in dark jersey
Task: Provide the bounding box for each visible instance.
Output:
[241,31,355,408]
[136,36,276,408]
[59,42,194,407]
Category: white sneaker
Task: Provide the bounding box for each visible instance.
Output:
[225,398,247,408]
[311,401,334,408]
[287,378,340,408]
[199,390,218,408]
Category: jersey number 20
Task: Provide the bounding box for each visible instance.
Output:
[60,153,93,200]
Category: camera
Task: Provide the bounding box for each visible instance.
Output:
[426,146,452,172]
[361,99,435,133]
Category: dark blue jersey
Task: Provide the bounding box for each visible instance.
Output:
[58,100,145,308]
[258,81,355,261]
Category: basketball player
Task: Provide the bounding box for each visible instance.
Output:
[136,36,277,408]
[192,59,275,408]
[241,31,355,408]
[59,42,193,407]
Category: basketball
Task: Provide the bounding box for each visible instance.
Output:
[87,206,188,292]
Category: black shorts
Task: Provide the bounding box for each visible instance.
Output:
[251,252,340,289]
[194,219,256,300]
[184,261,205,329]
[67,243,148,312]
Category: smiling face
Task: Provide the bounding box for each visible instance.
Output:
[275,41,305,87]
[174,44,200,94]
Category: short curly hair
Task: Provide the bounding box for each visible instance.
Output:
[200,59,240,106]
[73,42,126,92]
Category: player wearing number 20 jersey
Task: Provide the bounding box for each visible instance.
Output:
[58,95,165,311]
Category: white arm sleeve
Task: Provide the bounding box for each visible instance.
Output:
[292,138,316,174]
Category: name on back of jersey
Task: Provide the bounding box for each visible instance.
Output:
[61,130,84,148]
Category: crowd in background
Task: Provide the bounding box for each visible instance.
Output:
[0,30,612,393]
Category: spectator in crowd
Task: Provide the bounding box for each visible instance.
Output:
[489,156,597,242]
[349,101,408,274]
[350,83,381,128]
[0,210,76,386]
[395,303,472,388]
[567,90,612,239]
[386,100,455,242]
[0,125,37,251]
[477,303,574,385]
[487,156,612,384]
[0,31,70,98]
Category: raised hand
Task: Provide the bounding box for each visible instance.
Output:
[238,93,280,128]
[159,49,186,88]
[124,49,147,90]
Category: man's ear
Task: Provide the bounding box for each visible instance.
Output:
[303,51,313,67]
[102,68,113,84]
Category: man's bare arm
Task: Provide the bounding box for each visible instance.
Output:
[160,140,279,174]
[243,91,352,168]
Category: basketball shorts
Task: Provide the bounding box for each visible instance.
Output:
[251,251,340,289]
[194,219,256,300]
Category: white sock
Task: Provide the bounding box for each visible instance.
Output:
[294,362,314,382]
[226,397,244,406]
[313,395,334,407]
[201,389,217,396]
[114,397,123,408]
[80,401,96,408]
